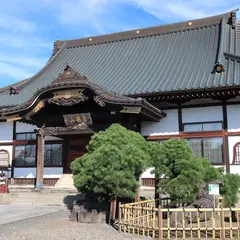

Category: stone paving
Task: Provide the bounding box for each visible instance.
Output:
[0,205,151,240]
[0,204,63,225]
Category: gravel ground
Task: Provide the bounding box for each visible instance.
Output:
[0,210,152,240]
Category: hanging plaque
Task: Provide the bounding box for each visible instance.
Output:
[63,113,92,126]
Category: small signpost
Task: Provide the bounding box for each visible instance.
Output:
[209,184,220,209]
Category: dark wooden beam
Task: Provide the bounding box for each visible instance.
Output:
[11,121,16,179]
[222,102,230,173]
[178,105,183,132]
[36,130,45,189]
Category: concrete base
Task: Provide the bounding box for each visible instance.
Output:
[71,198,109,224]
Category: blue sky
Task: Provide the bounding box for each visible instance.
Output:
[0,0,239,87]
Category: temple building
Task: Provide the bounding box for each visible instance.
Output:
[0,11,239,188]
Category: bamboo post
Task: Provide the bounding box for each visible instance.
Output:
[147,208,150,236]
[158,205,163,240]
[190,211,193,239]
[135,174,141,202]
[237,210,240,239]
[230,208,233,239]
[153,207,156,238]
[220,204,225,239]
[155,176,160,207]
[112,197,117,222]
[123,205,126,233]
[212,210,215,239]
[167,210,170,239]
[109,199,113,225]
[175,211,178,239]
[182,208,185,239]
[118,202,121,233]
[197,208,200,239]
[205,211,208,238]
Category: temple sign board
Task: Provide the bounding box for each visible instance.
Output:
[209,183,220,209]
[208,184,219,195]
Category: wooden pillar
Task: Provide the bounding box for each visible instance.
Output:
[178,104,183,132]
[222,102,230,173]
[11,121,16,181]
[135,174,141,202]
[36,129,45,190]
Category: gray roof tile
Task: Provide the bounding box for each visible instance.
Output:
[0,11,239,108]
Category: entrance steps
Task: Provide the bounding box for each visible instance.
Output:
[0,190,84,208]
[55,174,77,190]
[0,174,80,206]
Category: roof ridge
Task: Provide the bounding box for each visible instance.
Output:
[55,11,233,49]
[0,42,67,95]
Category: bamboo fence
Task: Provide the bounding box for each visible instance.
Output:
[118,198,240,239]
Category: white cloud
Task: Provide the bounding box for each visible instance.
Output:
[43,0,239,33]
[0,34,51,49]
[0,14,36,33]
[0,62,33,80]
[0,54,47,69]
[0,0,238,86]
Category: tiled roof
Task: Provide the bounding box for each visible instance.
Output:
[237,22,240,55]
[0,11,239,108]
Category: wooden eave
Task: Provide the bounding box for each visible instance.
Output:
[0,80,165,122]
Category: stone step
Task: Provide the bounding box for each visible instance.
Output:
[0,191,85,206]
[9,187,78,194]
[55,174,77,190]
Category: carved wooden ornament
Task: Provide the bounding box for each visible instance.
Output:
[51,65,87,84]
[94,95,105,107]
[48,89,88,106]
[6,114,21,122]
[33,100,45,113]
[120,106,141,114]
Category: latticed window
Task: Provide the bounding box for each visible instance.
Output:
[183,122,222,132]
[0,150,9,167]
[15,145,36,167]
[44,144,63,167]
[233,143,240,165]
[16,132,36,140]
[188,137,223,163]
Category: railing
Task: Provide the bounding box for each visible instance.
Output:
[119,199,240,239]
[9,178,59,186]
[142,178,155,187]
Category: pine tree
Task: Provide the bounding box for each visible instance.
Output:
[71,124,152,201]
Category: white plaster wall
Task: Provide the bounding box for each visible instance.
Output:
[43,168,63,178]
[141,168,155,178]
[0,122,13,142]
[16,122,36,133]
[230,165,240,174]
[141,110,179,136]
[141,166,225,179]
[0,145,13,165]
[14,167,63,178]
[14,168,36,178]
[227,105,240,132]
[182,106,223,123]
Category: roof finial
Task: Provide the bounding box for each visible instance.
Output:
[231,10,237,29]
[214,62,225,73]
[9,86,19,95]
